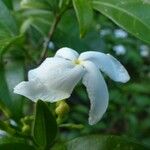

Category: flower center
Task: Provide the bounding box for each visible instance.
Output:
[73,59,85,67]
[74,59,81,65]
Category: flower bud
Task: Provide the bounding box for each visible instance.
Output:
[22,125,30,135]
[21,115,34,125]
[55,101,70,117]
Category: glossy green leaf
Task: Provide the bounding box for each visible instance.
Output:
[72,0,93,37]
[2,0,13,10]
[0,58,25,120]
[0,137,35,150]
[20,8,52,17]
[59,0,70,9]
[54,10,100,50]
[30,17,51,35]
[33,100,57,149]
[19,8,53,35]
[0,65,11,110]
[20,0,59,11]
[0,0,18,36]
[0,100,11,117]
[46,0,59,12]
[20,0,51,10]
[92,0,150,44]
[0,35,24,55]
[66,135,149,150]
[21,17,51,36]
[0,1,23,55]
[5,58,25,119]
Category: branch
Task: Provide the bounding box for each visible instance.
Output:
[40,14,61,63]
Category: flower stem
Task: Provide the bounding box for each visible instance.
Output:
[40,14,60,62]
[40,7,68,64]
[0,120,16,135]
[59,123,84,129]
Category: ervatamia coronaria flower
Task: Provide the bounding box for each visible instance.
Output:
[14,47,130,125]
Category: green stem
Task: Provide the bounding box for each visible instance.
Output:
[0,121,16,135]
[0,100,12,118]
[23,47,37,65]
[40,14,61,62]
[40,7,68,64]
[59,123,84,129]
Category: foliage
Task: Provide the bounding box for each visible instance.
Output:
[33,100,57,149]
[0,0,149,149]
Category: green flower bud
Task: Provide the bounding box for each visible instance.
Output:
[21,115,34,125]
[55,101,70,117]
[22,125,30,135]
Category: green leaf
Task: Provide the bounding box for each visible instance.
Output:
[122,82,150,94]
[59,0,70,9]
[46,0,59,12]
[0,65,11,109]
[51,142,66,150]
[0,137,35,150]
[19,8,53,35]
[0,100,11,118]
[2,0,13,10]
[0,1,22,55]
[20,17,51,36]
[20,0,51,10]
[5,58,25,118]
[72,0,93,37]
[0,58,25,120]
[20,0,59,11]
[0,0,18,36]
[0,120,16,135]
[30,17,51,35]
[54,10,100,50]
[33,100,58,149]
[0,35,24,55]
[92,0,150,44]
[66,135,149,150]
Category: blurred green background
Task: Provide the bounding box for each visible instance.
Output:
[0,0,150,148]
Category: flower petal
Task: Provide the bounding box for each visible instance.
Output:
[28,57,72,81]
[14,79,51,102]
[79,51,130,83]
[15,57,85,102]
[82,61,109,125]
[55,47,79,61]
[44,64,85,102]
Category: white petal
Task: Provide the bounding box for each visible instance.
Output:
[55,47,79,61]
[79,51,130,83]
[45,64,85,102]
[82,61,109,125]
[16,57,85,102]
[28,57,72,81]
[14,79,51,102]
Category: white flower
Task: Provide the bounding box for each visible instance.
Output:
[0,130,7,138]
[48,41,55,50]
[113,45,126,55]
[14,47,130,125]
[114,29,128,38]
[139,45,149,57]
[100,29,112,36]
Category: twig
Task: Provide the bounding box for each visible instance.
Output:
[38,3,70,64]
[39,11,64,64]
